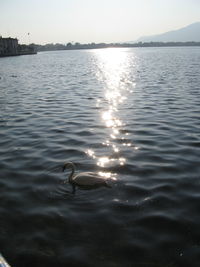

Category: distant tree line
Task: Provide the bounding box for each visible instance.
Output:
[32,41,200,52]
[18,43,36,53]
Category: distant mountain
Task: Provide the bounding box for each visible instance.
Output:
[137,22,200,42]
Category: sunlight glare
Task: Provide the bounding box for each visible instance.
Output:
[85,48,138,174]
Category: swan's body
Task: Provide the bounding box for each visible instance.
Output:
[63,162,110,193]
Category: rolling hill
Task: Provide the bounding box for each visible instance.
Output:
[137,22,200,42]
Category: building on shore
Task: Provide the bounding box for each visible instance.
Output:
[0,36,36,57]
[0,37,18,56]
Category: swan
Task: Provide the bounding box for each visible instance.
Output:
[63,162,111,193]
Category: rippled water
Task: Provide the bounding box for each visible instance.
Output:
[0,47,200,267]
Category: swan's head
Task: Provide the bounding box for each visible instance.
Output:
[62,162,75,172]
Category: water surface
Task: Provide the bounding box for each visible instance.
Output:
[0,47,200,267]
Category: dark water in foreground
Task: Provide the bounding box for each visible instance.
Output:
[0,47,200,267]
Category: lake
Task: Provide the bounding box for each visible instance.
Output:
[0,47,200,267]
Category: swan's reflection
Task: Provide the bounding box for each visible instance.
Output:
[85,48,137,175]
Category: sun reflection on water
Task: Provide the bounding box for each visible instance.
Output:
[85,48,138,177]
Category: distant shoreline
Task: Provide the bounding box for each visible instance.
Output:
[1,41,200,57]
[35,41,200,52]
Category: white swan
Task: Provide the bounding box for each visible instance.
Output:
[63,162,111,193]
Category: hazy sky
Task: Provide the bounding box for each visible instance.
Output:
[0,0,199,44]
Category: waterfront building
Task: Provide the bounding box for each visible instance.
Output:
[0,37,18,56]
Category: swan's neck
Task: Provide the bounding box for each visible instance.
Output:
[63,162,75,183]
[68,163,75,183]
